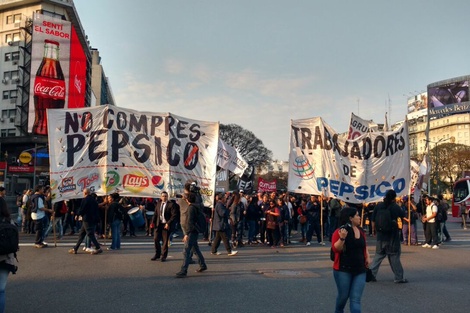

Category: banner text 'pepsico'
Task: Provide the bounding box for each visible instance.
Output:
[47,105,218,207]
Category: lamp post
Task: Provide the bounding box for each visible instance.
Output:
[423,137,449,195]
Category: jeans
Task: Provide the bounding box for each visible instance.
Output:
[0,269,8,313]
[333,270,366,313]
[180,232,205,273]
[247,220,256,242]
[110,219,122,249]
[45,217,63,240]
[402,223,417,244]
[329,216,338,237]
[439,222,450,242]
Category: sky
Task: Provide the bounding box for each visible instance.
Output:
[73,0,470,161]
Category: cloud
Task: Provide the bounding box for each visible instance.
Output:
[164,58,184,75]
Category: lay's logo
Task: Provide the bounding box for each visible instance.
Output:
[123,173,149,193]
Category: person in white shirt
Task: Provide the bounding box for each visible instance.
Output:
[421,195,439,249]
[30,186,53,248]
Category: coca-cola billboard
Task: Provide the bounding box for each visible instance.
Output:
[68,26,87,109]
[28,13,87,135]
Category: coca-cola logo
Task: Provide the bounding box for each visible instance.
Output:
[34,82,65,99]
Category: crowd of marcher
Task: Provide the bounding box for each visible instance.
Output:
[13,184,464,253]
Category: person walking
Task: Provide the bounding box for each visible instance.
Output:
[30,185,53,248]
[331,207,371,313]
[369,189,407,283]
[175,192,207,278]
[68,188,103,255]
[106,193,124,250]
[0,189,17,313]
[151,191,179,261]
[421,195,439,249]
[211,193,238,256]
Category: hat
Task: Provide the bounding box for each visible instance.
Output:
[239,189,244,193]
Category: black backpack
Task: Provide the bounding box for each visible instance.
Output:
[0,221,19,255]
[375,204,392,233]
[437,203,448,222]
[194,205,207,234]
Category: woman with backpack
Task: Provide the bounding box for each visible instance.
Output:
[0,192,18,313]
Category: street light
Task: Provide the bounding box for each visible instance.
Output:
[423,137,450,195]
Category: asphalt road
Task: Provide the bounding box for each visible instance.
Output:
[7,216,470,313]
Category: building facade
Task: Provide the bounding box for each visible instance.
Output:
[0,0,114,194]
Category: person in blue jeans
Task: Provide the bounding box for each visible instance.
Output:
[331,207,371,313]
[106,193,124,250]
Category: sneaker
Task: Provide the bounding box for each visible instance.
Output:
[85,248,95,253]
[445,237,451,242]
[394,278,408,284]
[306,242,311,246]
[42,242,48,246]
[228,251,238,256]
[107,247,116,251]
[35,243,45,248]
[68,248,77,254]
[421,243,431,248]
[211,252,221,255]
[196,265,208,273]
[91,248,103,255]
[83,247,87,251]
[175,271,187,278]
[432,245,439,249]
[319,242,325,246]
[172,234,179,238]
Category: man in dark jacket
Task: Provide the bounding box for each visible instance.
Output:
[68,188,103,255]
[211,193,238,256]
[176,192,207,278]
[151,191,179,262]
[369,189,407,283]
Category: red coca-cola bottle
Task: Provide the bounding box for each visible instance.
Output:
[32,39,66,135]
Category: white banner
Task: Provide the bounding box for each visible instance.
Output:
[348,112,379,140]
[217,138,248,176]
[288,117,410,203]
[47,106,219,207]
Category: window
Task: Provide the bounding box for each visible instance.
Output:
[12,32,20,42]
[11,52,19,61]
[5,33,21,43]
[5,14,21,25]
[3,72,11,81]
[8,109,15,118]
[9,90,17,99]
[1,110,7,119]
[7,129,15,137]
[10,71,19,80]
[2,91,8,100]
[0,129,6,137]
[4,53,11,62]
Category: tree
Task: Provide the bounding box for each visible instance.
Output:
[219,124,273,173]
[429,142,470,193]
